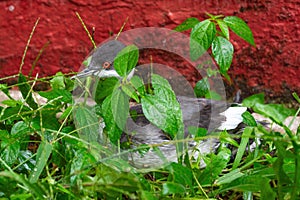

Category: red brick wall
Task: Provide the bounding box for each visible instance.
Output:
[0,0,299,101]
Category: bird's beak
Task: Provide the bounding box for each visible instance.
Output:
[71,68,95,79]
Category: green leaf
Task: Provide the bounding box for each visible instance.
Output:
[114,45,139,77]
[243,93,296,125]
[18,73,38,109]
[0,84,11,99]
[38,89,72,103]
[141,75,183,138]
[74,105,100,142]
[220,130,239,148]
[242,93,265,107]
[167,163,193,187]
[1,137,20,167]
[17,150,36,172]
[205,90,222,100]
[190,19,216,60]
[162,182,186,195]
[29,141,52,183]
[194,77,210,98]
[1,99,22,107]
[216,168,244,185]
[50,72,66,90]
[220,175,275,195]
[212,36,234,74]
[94,77,119,104]
[0,105,31,121]
[140,191,158,200]
[130,75,145,96]
[111,87,130,131]
[217,19,229,39]
[200,149,231,185]
[82,56,92,67]
[121,83,139,103]
[59,105,73,120]
[187,126,207,137]
[0,171,46,199]
[174,17,199,32]
[232,127,253,169]
[255,103,296,125]
[102,90,129,144]
[292,92,300,103]
[242,111,257,126]
[224,16,255,46]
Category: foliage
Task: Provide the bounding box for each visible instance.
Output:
[175,13,255,97]
[0,14,299,200]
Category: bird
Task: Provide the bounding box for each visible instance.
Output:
[72,40,254,169]
[72,40,127,79]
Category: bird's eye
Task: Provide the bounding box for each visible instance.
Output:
[102,61,111,69]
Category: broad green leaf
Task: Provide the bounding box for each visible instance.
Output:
[94,77,119,104]
[0,105,31,121]
[190,19,216,60]
[111,87,130,131]
[199,149,231,185]
[162,182,186,195]
[50,72,65,90]
[18,73,38,109]
[74,105,100,142]
[0,171,46,199]
[142,95,174,137]
[29,141,52,183]
[217,19,229,39]
[232,127,253,169]
[167,163,193,187]
[243,93,296,124]
[205,90,222,100]
[242,93,265,107]
[220,175,276,199]
[111,174,141,193]
[17,150,36,172]
[140,191,157,200]
[1,99,22,107]
[1,138,20,166]
[31,110,60,131]
[212,36,234,74]
[151,73,174,91]
[194,77,210,97]
[187,126,207,137]
[38,89,72,103]
[114,45,139,77]
[102,93,126,144]
[130,75,145,96]
[11,121,30,135]
[255,103,296,125]
[242,111,257,126]
[273,151,293,191]
[141,75,183,138]
[121,83,139,103]
[224,16,255,46]
[70,149,94,185]
[174,17,199,32]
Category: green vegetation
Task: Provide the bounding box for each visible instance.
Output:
[0,14,299,200]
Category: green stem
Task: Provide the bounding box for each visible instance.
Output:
[291,151,300,199]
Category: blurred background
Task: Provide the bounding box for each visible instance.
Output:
[0,0,299,104]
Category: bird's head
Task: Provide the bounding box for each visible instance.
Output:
[72,40,126,79]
